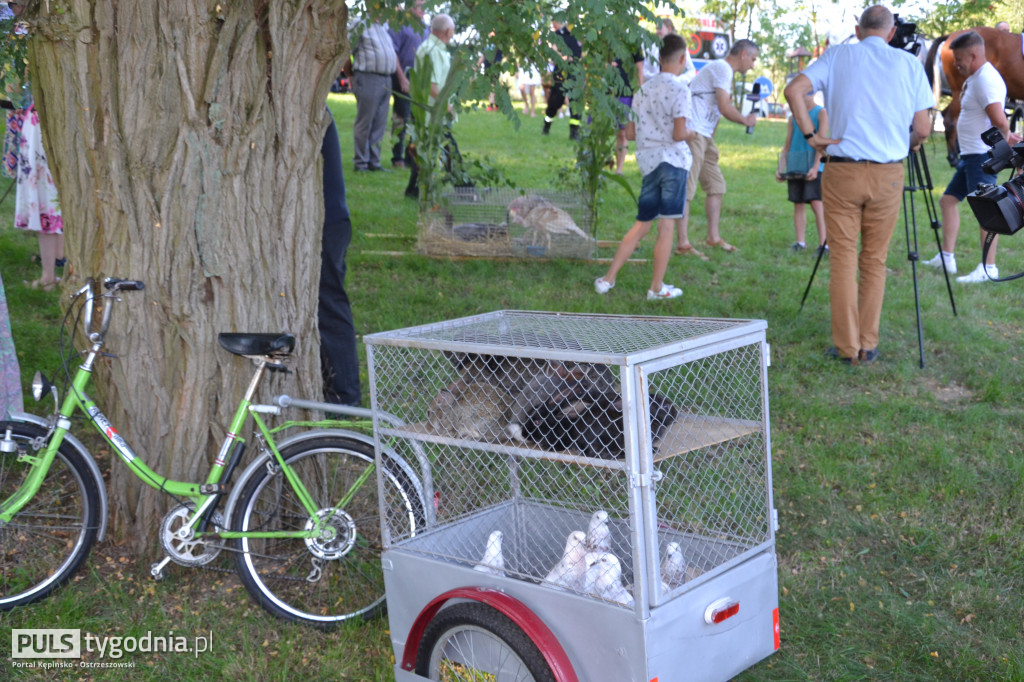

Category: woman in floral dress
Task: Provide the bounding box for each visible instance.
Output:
[4,2,63,290]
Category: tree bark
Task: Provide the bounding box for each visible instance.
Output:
[28,0,348,549]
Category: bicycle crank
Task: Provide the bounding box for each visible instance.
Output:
[159,504,225,567]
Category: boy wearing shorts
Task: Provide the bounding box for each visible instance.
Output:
[595,34,695,301]
[777,90,827,254]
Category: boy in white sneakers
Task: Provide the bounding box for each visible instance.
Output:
[595,33,695,301]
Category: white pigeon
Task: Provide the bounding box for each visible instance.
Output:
[543,530,587,590]
[583,510,612,570]
[580,550,603,595]
[586,552,634,607]
[473,530,506,577]
[660,541,688,589]
[585,510,611,553]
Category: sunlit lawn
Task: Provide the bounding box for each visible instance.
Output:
[1,92,1022,680]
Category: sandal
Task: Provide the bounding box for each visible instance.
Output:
[25,277,59,292]
[674,244,709,261]
[705,238,737,253]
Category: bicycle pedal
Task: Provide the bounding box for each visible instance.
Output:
[150,556,172,581]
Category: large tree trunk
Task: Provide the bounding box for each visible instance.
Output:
[27,1,348,549]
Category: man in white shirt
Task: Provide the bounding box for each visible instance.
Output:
[674,39,759,257]
[922,30,1022,282]
[786,5,933,365]
[404,14,455,199]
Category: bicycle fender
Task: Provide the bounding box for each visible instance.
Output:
[274,428,426,508]
[5,411,109,542]
[221,428,425,527]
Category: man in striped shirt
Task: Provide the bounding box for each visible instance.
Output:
[351,13,408,172]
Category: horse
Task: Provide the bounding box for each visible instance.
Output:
[925,27,1024,165]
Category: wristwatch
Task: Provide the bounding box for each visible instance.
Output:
[803,131,814,139]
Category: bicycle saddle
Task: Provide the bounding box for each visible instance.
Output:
[218,333,296,358]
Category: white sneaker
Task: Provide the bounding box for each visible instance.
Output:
[922,252,956,274]
[647,284,682,300]
[956,263,997,283]
[594,278,614,294]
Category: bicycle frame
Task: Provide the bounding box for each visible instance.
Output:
[2,278,437,626]
[2,287,340,544]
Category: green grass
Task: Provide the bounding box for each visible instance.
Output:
[2,93,1023,680]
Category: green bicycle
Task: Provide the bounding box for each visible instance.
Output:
[0,277,426,627]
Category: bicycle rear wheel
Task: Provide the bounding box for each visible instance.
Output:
[0,421,101,609]
[232,435,422,627]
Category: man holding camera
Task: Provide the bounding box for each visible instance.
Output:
[785,5,933,365]
[922,31,1022,283]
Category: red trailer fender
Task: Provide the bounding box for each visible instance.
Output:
[399,586,579,682]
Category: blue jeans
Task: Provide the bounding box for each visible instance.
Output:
[944,153,997,202]
[637,163,688,222]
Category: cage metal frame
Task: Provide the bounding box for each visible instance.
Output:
[367,310,779,681]
[366,311,774,614]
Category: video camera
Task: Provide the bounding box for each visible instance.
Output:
[965,126,1024,236]
[888,15,921,55]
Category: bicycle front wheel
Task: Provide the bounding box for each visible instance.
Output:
[232,435,422,627]
[0,421,101,610]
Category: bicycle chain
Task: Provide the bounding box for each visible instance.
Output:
[194,545,322,583]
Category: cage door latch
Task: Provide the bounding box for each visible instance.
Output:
[630,472,652,488]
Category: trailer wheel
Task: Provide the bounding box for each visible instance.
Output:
[415,601,556,682]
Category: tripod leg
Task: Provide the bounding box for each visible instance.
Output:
[904,154,926,368]
[798,239,828,313]
[932,225,958,317]
[915,147,958,316]
[911,253,926,368]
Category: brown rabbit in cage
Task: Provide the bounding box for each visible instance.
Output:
[426,378,513,442]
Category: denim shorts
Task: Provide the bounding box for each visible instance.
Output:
[637,162,689,222]
[944,153,997,201]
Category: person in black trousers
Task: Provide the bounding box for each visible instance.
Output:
[542,17,582,139]
[319,109,361,406]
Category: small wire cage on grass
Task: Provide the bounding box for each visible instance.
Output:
[417,187,595,259]
[367,311,780,682]
[366,311,775,607]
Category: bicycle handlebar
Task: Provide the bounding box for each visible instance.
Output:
[78,277,145,343]
[104,278,146,292]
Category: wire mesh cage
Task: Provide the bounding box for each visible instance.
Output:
[366,311,773,612]
[417,188,595,259]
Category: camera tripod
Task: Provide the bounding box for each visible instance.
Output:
[799,146,957,368]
